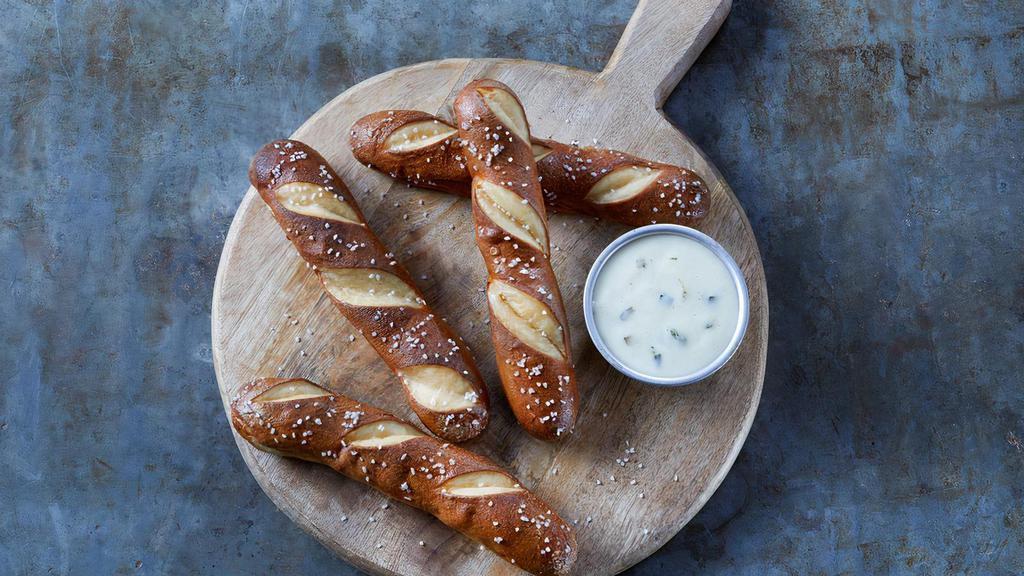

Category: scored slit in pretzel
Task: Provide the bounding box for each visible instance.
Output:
[474,179,548,253]
[477,86,529,143]
[585,165,664,204]
[399,365,480,411]
[441,471,524,497]
[488,280,566,360]
[253,379,331,403]
[345,420,426,448]
[274,182,361,223]
[531,143,553,161]
[320,268,426,308]
[385,120,458,153]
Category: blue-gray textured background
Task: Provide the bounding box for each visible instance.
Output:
[1,1,1022,574]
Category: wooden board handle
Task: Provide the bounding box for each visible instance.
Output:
[599,0,732,106]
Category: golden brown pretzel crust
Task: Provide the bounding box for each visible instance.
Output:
[232,378,577,576]
[349,110,470,195]
[349,109,709,227]
[453,80,578,441]
[249,140,489,442]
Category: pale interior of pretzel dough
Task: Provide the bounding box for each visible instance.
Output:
[531,143,553,161]
[585,166,664,204]
[474,179,548,253]
[321,268,425,308]
[488,280,566,359]
[385,120,458,153]
[345,420,426,447]
[442,471,524,497]
[253,380,331,403]
[400,365,479,411]
[275,182,361,223]
[477,87,529,144]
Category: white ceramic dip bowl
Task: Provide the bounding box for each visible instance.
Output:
[583,224,750,387]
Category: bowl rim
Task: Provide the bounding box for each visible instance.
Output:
[582,224,751,387]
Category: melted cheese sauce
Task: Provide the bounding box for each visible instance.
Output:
[592,233,740,378]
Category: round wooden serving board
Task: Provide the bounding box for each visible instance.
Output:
[212,0,766,574]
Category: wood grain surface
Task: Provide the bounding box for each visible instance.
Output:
[212,0,768,574]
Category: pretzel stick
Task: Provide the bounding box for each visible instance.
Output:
[249,140,489,442]
[350,109,709,227]
[231,378,577,576]
[453,80,579,441]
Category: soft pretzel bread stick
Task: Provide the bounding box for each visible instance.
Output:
[453,80,579,441]
[249,140,489,442]
[232,378,577,576]
[349,109,709,227]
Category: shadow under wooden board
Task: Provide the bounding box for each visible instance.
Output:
[212,0,766,574]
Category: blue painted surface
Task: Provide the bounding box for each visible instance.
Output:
[1,1,1021,574]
